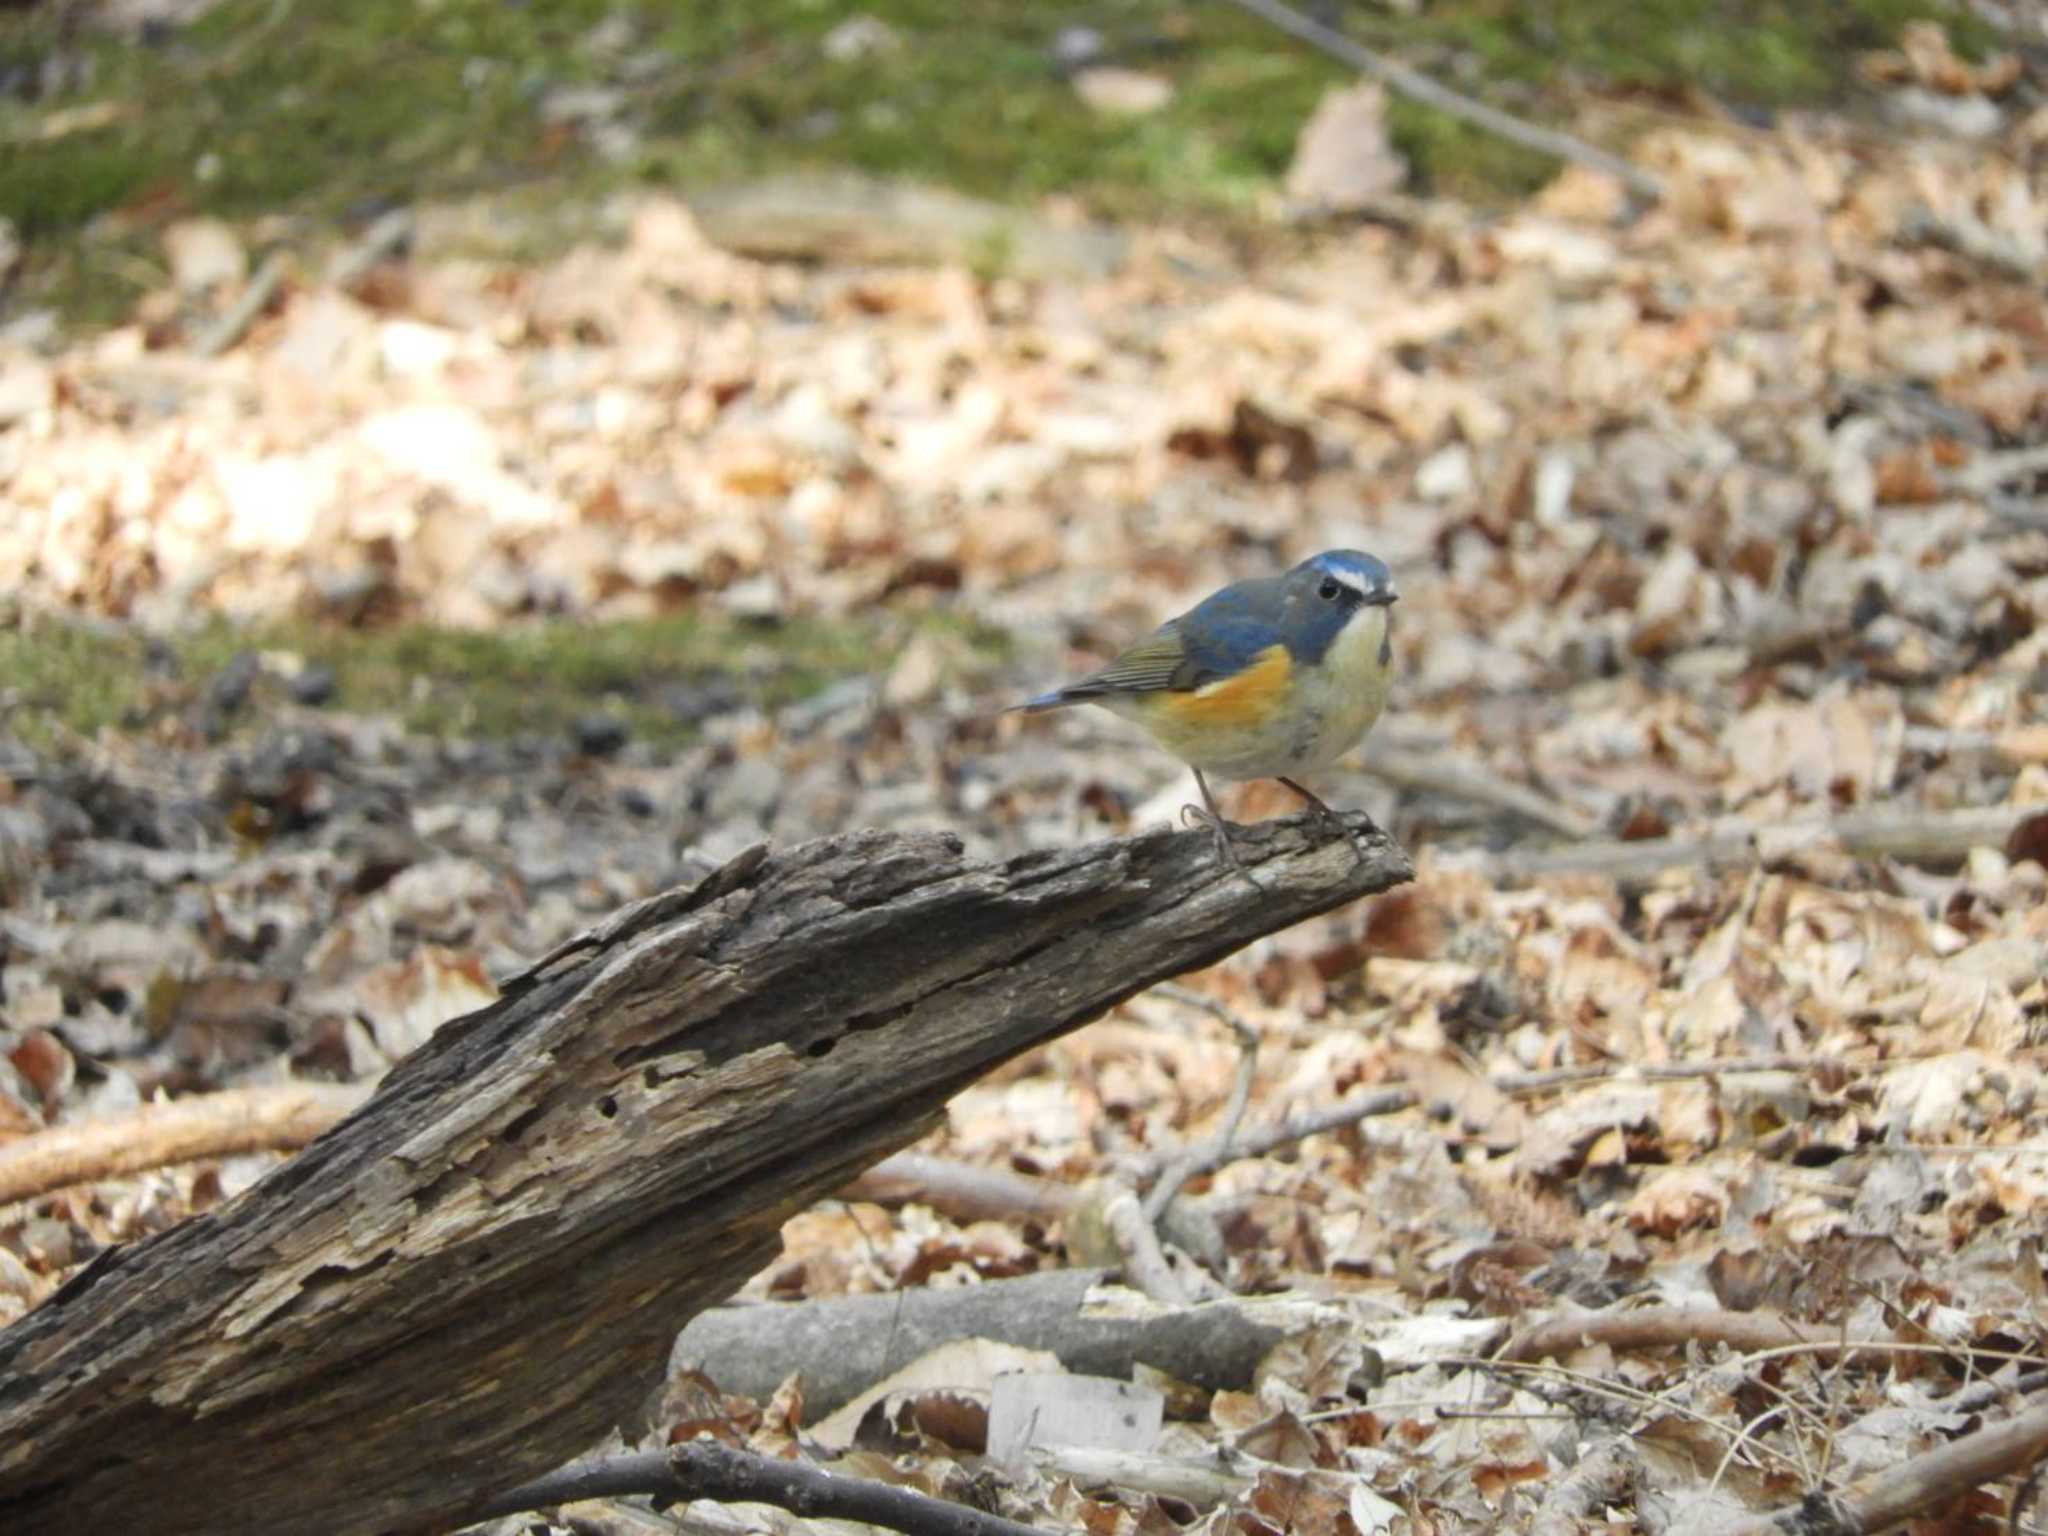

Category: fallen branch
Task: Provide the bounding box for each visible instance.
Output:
[1142,985,1260,1223]
[1220,0,1664,205]
[1100,1186,1190,1305]
[1944,443,2048,497]
[192,249,291,358]
[669,1266,1331,1417]
[326,207,416,289]
[1902,725,2048,766]
[1142,1084,1420,1181]
[1714,1398,2048,1536]
[1364,747,1601,839]
[1895,204,2046,286]
[845,1153,1080,1225]
[849,1058,1846,1231]
[480,1440,1045,1536]
[1486,804,2034,882]
[1031,1443,1253,1507]
[1495,1055,1839,1095]
[0,1082,373,1206]
[0,818,1408,1536]
[1501,1306,1892,1366]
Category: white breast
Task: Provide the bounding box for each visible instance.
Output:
[1292,606,1392,770]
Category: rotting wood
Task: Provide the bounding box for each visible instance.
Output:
[0,816,1407,1536]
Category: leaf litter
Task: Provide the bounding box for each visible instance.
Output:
[2,23,2048,1531]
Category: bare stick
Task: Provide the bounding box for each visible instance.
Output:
[854,1057,1848,1230]
[192,250,291,358]
[480,1440,1048,1536]
[1150,1084,1420,1179]
[1142,985,1260,1223]
[1028,1444,1248,1506]
[1715,1398,2048,1536]
[1902,725,2048,766]
[1100,1187,1190,1305]
[1219,0,1664,204]
[1946,443,2048,495]
[0,1083,373,1206]
[1486,804,2033,883]
[1364,748,1600,839]
[843,1153,1079,1224]
[1500,1306,1892,1366]
[1495,1055,1834,1095]
[326,208,416,289]
[1895,205,2045,285]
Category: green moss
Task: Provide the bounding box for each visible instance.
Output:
[0,0,1999,324]
[0,609,1008,752]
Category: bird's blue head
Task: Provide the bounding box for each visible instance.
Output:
[1266,549,1398,669]
[1298,550,1397,608]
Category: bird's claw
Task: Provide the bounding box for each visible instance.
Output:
[1179,802,1262,886]
[1276,777,1373,865]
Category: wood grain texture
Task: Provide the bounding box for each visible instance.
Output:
[0,814,1408,1536]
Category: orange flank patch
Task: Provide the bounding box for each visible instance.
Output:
[1156,644,1292,728]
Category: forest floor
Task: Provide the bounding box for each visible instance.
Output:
[3,9,2048,1533]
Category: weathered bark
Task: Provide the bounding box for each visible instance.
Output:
[0,816,1407,1536]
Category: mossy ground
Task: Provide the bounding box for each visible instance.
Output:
[0,0,1992,742]
[0,608,1007,751]
[3,0,1994,324]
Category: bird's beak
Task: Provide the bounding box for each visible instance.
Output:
[1366,589,1398,607]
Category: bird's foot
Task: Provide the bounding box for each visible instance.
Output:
[1277,777,1373,864]
[1179,802,1262,886]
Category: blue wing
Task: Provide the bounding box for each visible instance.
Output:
[1017,576,1287,710]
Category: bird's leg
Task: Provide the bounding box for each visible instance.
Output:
[1277,776,1371,862]
[1181,769,1252,878]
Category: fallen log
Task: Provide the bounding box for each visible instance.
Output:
[0,816,1407,1536]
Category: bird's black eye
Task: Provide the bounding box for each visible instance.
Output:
[1318,578,1342,601]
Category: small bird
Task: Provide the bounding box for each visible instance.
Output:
[1018,549,1398,873]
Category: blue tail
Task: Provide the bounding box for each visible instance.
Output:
[1012,688,1073,714]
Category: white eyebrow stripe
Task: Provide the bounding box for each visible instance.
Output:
[1321,567,1370,594]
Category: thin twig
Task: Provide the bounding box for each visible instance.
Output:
[1158,1084,1421,1178]
[1218,0,1664,204]
[1468,1356,1811,1480]
[1946,443,2048,496]
[1895,204,2046,285]
[1902,725,2048,766]
[479,1441,1050,1536]
[1485,804,2033,882]
[1364,748,1601,839]
[1164,1053,1863,1174]
[1100,1186,1190,1305]
[1715,1398,2048,1536]
[1495,1054,1836,1094]
[844,1153,1079,1223]
[846,1057,1857,1232]
[1499,1305,1893,1366]
[192,250,291,358]
[1142,985,1260,1223]
[326,208,416,289]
